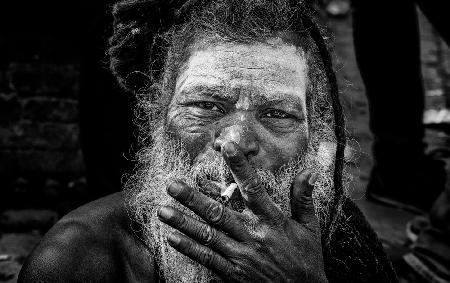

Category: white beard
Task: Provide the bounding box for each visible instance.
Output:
[123,125,335,283]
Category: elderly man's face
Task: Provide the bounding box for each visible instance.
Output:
[167,40,309,173]
[127,39,334,283]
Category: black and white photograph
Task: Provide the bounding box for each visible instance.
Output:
[0,0,449,282]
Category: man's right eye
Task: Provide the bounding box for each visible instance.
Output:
[189,101,225,113]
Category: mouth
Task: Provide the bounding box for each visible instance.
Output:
[196,175,234,194]
[196,174,240,206]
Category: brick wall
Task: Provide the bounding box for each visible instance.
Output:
[0,60,86,210]
[0,1,135,212]
[1,62,84,166]
[0,1,88,211]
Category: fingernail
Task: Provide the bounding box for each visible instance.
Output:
[308,173,319,186]
[157,207,172,220]
[223,142,236,156]
[167,183,183,196]
[167,233,180,245]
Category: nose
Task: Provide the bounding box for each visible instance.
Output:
[213,124,260,159]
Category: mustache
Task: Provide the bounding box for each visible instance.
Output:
[123,126,336,283]
[189,150,250,212]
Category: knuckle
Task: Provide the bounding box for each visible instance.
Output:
[231,157,246,172]
[175,213,188,228]
[298,194,314,206]
[184,188,196,206]
[179,237,193,251]
[225,265,240,279]
[231,265,250,281]
[199,225,215,246]
[252,223,271,243]
[198,249,215,267]
[206,202,225,225]
[227,150,243,165]
[294,170,310,187]
[242,178,263,196]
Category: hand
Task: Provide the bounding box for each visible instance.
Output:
[157,142,328,283]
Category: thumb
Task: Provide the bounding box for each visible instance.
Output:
[290,169,319,227]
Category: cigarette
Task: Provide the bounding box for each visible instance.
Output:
[220,183,237,204]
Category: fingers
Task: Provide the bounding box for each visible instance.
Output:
[167,232,234,278]
[167,182,249,240]
[222,142,283,221]
[290,169,319,229]
[157,206,238,254]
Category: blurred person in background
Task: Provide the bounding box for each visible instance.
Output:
[318,0,351,18]
[352,0,450,281]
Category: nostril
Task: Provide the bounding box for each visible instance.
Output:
[213,137,223,152]
[211,128,222,152]
[242,140,259,159]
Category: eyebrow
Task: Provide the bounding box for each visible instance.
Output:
[179,84,304,107]
[179,85,233,101]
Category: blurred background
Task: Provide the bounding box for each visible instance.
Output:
[0,1,450,282]
[0,1,136,280]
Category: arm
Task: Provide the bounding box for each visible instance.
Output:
[18,193,157,283]
[18,220,119,283]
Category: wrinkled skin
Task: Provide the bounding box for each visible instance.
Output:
[159,40,328,282]
[166,41,309,171]
[17,37,397,283]
[158,142,328,282]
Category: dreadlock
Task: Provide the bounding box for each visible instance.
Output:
[300,16,346,244]
[108,0,346,249]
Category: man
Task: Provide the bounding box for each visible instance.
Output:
[19,0,397,282]
[352,0,448,214]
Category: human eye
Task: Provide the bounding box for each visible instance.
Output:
[261,108,298,120]
[188,101,225,114]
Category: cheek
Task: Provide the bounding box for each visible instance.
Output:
[167,106,218,131]
[260,125,308,169]
[166,109,215,160]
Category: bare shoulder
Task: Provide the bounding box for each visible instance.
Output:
[18,192,156,283]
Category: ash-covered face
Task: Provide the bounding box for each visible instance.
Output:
[166,39,309,190]
[125,38,333,283]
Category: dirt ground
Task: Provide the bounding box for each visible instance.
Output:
[1,10,449,283]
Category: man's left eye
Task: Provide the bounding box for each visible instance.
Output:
[261,109,296,119]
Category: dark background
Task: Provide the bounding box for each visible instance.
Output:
[0,1,135,214]
[1,2,450,282]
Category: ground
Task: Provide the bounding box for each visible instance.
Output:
[1,10,449,283]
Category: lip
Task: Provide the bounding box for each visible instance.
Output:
[201,179,234,195]
[196,178,244,211]
[193,166,244,208]
[197,170,234,188]
[197,179,222,197]
[196,175,237,201]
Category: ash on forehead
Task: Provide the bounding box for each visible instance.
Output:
[174,40,309,113]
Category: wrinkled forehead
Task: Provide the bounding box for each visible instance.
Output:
[175,39,308,110]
